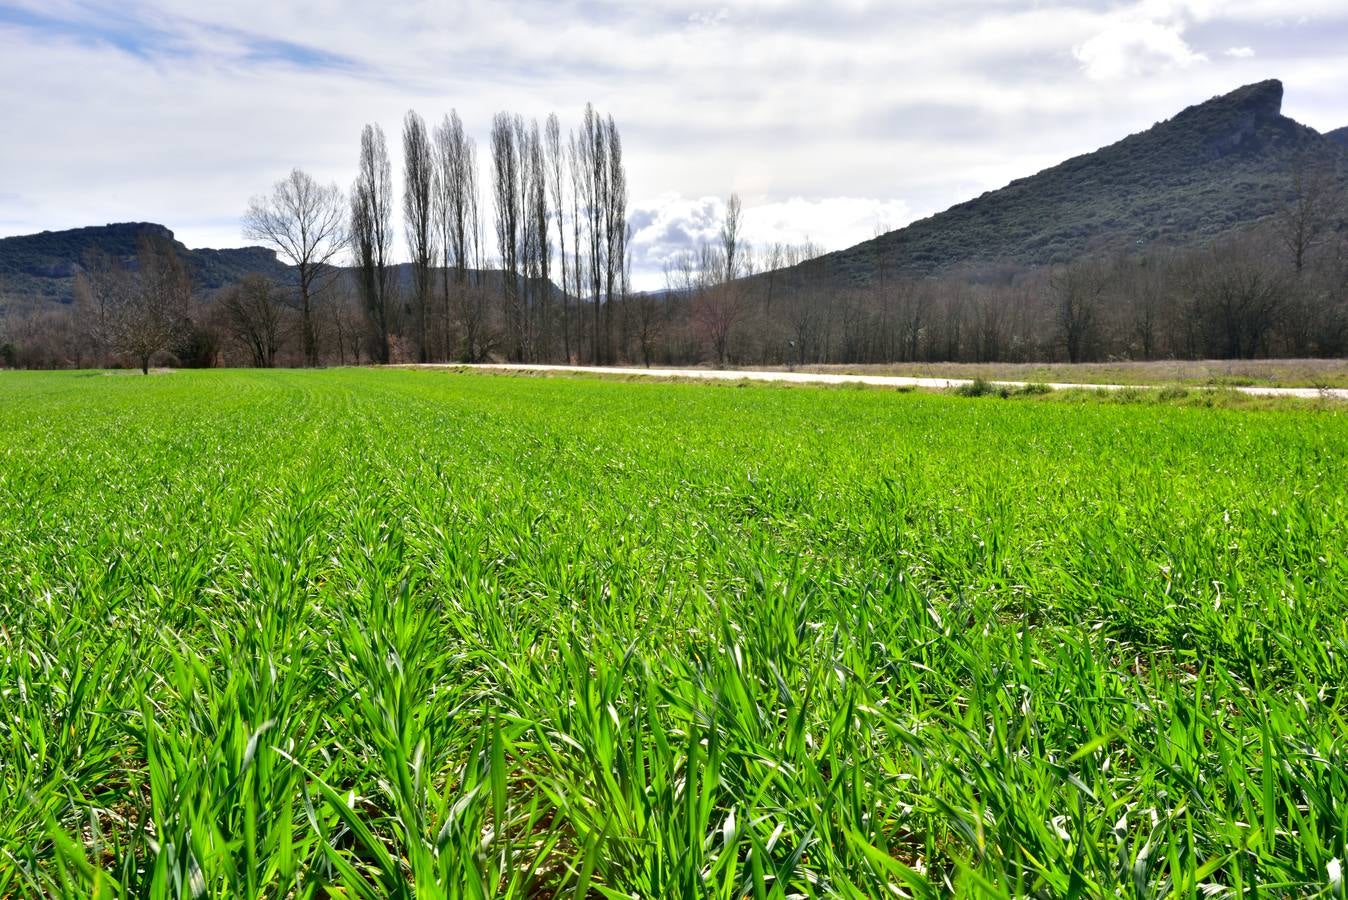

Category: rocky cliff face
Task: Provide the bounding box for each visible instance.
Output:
[1190,79,1292,158]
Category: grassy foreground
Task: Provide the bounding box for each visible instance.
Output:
[2,368,1346,898]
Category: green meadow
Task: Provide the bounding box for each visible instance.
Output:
[2,369,1346,898]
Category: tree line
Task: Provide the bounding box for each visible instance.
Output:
[659,213,1348,368]
[0,104,634,371]
[274,103,633,369]
[2,135,1346,370]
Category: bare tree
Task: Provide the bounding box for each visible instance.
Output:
[897,278,929,362]
[1186,236,1287,358]
[327,280,365,366]
[691,242,742,366]
[434,110,479,359]
[1117,254,1169,360]
[568,126,588,361]
[545,113,571,362]
[515,117,540,361]
[492,112,525,360]
[0,277,11,367]
[630,276,666,367]
[685,195,751,366]
[784,283,822,367]
[572,106,627,364]
[219,274,287,367]
[527,120,552,361]
[576,106,602,362]
[1050,261,1107,363]
[1,304,83,370]
[758,241,784,326]
[465,174,491,362]
[73,247,127,364]
[243,169,346,367]
[108,235,191,374]
[971,285,1009,362]
[720,193,744,284]
[351,124,395,363]
[603,114,628,363]
[403,110,436,362]
[1276,158,1338,275]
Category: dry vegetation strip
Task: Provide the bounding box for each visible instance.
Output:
[792,358,1348,389]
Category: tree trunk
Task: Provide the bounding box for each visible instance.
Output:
[300,281,317,367]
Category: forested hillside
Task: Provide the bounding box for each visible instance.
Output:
[801,81,1346,283]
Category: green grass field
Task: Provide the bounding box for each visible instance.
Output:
[2,369,1347,898]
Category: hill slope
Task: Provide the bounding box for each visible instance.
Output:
[0,223,293,304]
[1327,127,1348,149]
[807,80,1346,283]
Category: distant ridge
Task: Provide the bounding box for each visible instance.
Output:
[1328,127,1348,149]
[0,223,291,304]
[0,221,561,306]
[794,80,1347,284]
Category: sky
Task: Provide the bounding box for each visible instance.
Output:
[1,1,1346,290]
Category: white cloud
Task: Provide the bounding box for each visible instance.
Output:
[628,194,913,286]
[1225,46,1256,57]
[742,196,913,251]
[687,8,731,28]
[1074,18,1208,81]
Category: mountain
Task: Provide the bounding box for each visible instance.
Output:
[799,80,1347,284]
[0,223,293,305]
[1328,127,1348,149]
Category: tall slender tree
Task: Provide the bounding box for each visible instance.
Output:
[720,193,743,284]
[516,117,539,361]
[527,120,552,362]
[545,114,571,362]
[434,110,479,359]
[571,106,628,364]
[579,105,604,362]
[492,113,525,360]
[351,124,394,363]
[403,111,436,362]
[601,113,628,364]
[568,127,587,361]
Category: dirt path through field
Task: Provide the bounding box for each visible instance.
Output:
[426,363,1348,401]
